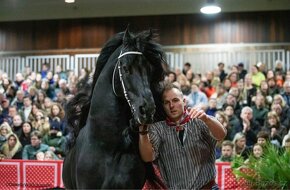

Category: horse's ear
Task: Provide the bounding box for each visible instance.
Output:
[147,29,154,40]
[143,29,155,41]
[123,28,133,46]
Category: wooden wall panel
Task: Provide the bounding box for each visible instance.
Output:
[0,11,290,51]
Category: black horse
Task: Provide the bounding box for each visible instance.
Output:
[62,29,167,189]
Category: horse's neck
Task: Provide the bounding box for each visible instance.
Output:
[87,61,130,139]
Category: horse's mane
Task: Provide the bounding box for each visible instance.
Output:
[65,32,125,150]
[65,30,167,150]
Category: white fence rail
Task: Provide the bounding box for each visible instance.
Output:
[0,49,290,81]
[25,55,71,73]
[168,49,288,74]
[74,54,99,76]
[0,56,22,79]
[287,51,290,71]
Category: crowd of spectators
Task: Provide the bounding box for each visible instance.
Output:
[0,63,90,160]
[0,60,290,162]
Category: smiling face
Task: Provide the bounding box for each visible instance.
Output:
[162,88,185,122]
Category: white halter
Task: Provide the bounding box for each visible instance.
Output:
[112,51,143,113]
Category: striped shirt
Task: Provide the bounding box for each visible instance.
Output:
[149,118,217,189]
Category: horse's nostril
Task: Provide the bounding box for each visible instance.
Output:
[139,106,146,115]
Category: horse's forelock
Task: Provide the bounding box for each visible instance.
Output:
[133,30,166,82]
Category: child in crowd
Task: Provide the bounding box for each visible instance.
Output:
[36,151,45,161]
[244,143,264,165]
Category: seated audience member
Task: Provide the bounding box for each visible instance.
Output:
[41,79,55,100]
[166,71,177,83]
[261,111,288,147]
[245,143,264,164]
[223,93,242,116]
[251,94,269,126]
[224,105,240,140]
[11,114,23,136]
[36,151,45,161]
[0,133,22,159]
[186,82,208,108]
[182,62,191,75]
[237,63,247,80]
[252,143,264,159]
[43,97,53,115]
[210,83,228,110]
[274,60,285,75]
[215,111,232,140]
[6,106,18,126]
[0,122,13,148]
[215,141,222,159]
[232,132,251,160]
[267,77,279,97]
[275,71,285,89]
[238,107,260,146]
[42,120,66,158]
[32,111,50,136]
[205,98,218,116]
[186,69,194,83]
[176,74,191,95]
[229,86,243,105]
[223,78,232,92]
[44,150,58,160]
[282,130,290,147]
[241,74,257,107]
[18,95,33,122]
[30,103,41,122]
[281,80,290,107]
[18,122,34,147]
[283,137,290,155]
[28,86,37,102]
[210,69,221,89]
[272,94,290,128]
[271,104,290,130]
[11,90,25,111]
[35,90,46,110]
[216,140,234,162]
[49,103,66,133]
[0,97,10,124]
[258,80,273,108]
[227,72,239,87]
[256,131,270,146]
[218,62,227,82]
[55,65,68,81]
[22,131,49,160]
[251,65,266,88]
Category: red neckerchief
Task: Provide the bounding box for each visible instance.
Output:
[165,109,191,131]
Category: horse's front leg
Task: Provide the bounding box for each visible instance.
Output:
[101,153,146,189]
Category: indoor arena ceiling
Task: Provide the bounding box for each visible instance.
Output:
[0,0,290,22]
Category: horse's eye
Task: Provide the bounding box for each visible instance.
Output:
[123,66,130,74]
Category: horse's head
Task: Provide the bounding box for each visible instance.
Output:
[112,29,165,125]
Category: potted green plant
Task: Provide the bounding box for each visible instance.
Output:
[231,143,290,189]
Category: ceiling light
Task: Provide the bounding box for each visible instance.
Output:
[200,0,221,14]
[65,0,75,3]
